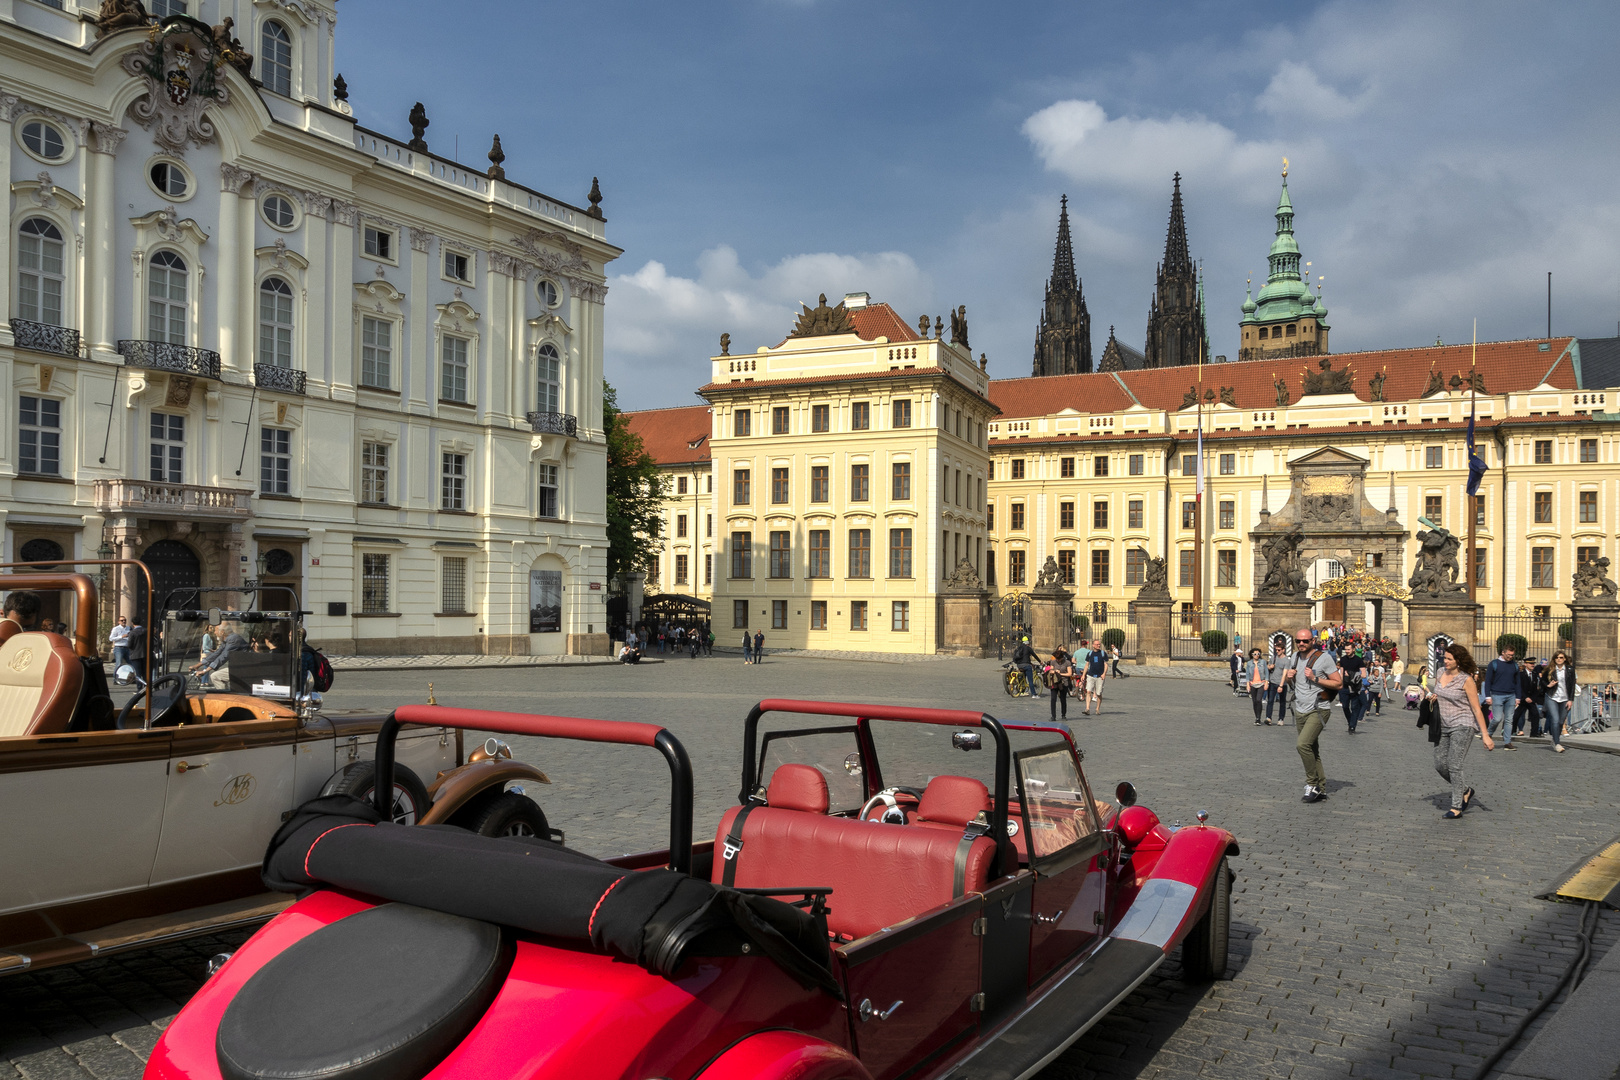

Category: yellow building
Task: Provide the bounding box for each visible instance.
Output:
[623,405,714,607]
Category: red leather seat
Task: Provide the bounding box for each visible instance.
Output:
[913,775,990,831]
[713,769,996,940]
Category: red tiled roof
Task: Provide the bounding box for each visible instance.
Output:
[622,405,711,466]
[989,338,1577,420]
[850,303,924,343]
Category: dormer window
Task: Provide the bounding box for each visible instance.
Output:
[261,22,293,97]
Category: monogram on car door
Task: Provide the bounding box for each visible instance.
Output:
[1018,743,1108,986]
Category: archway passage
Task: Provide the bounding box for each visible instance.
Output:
[137,539,202,622]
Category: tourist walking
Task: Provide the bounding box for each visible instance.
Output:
[1246,648,1270,724]
[1109,641,1125,678]
[1290,627,1341,804]
[1514,658,1545,737]
[741,631,753,664]
[1366,656,1386,716]
[1482,644,1521,750]
[1048,647,1075,721]
[1429,643,1494,817]
[108,615,132,669]
[753,630,764,663]
[1229,647,1244,694]
[1338,648,1367,732]
[1012,636,1041,699]
[1541,651,1575,753]
[1081,642,1107,715]
[1265,638,1289,723]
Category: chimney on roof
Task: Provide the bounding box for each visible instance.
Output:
[843,292,870,310]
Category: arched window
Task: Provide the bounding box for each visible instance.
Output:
[17,218,65,326]
[259,277,295,367]
[261,21,292,96]
[536,343,561,413]
[148,251,188,344]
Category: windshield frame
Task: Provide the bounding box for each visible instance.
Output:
[163,607,301,699]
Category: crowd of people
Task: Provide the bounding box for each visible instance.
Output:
[1009,636,1124,721]
[616,621,714,663]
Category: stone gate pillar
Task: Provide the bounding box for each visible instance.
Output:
[1404,599,1476,674]
[1568,598,1618,681]
[1131,551,1173,667]
[938,558,990,658]
[1027,555,1073,655]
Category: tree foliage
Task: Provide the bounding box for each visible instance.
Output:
[603,381,667,582]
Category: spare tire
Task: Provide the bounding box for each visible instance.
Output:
[322,761,431,826]
[466,791,550,839]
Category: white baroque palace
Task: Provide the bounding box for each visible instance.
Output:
[0,0,619,654]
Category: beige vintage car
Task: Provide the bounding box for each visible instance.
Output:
[0,569,553,976]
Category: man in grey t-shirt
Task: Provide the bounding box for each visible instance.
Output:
[1290,627,1342,804]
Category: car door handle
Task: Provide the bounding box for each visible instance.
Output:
[858,998,903,1022]
[1034,908,1065,924]
[175,760,206,774]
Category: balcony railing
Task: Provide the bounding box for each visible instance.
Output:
[9,319,81,358]
[117,340,222,379]
[254,363,307,395]
[93,479,252,521]
[528,411,578,436]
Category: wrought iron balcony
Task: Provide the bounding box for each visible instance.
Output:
[117,340,222,379]
[254,363,307,395]
[93,479,252,521]
[527,411,578,436]
[9,319,81,358]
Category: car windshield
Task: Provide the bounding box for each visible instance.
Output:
[163,609,299,699]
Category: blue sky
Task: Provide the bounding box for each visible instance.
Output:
[338,1,1620,410]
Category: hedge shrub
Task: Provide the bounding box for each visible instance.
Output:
[1201,629,1229,656]
[1101,627,1126,650]
[1558,621,1575,645]
[1494,633,1529,659]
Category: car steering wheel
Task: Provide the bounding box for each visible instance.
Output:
[859,786,922,825]
[116,674,188,729]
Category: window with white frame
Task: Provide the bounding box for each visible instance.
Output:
[441,451,467,511]
[538,463,559,518]
[20,120,67,163]
[363,227,392,260]
[149,160,189,199]
[361,552,390,614]
[147,251,188,344]
[262,195,295,229]
[536,343,561,413]
[361,442,388,505]
[260,428,291,494]
[360,317,392,388]
[17,218,65,325]
[19,396,61,476]
[259,277,294,367]
[261,21,293,95]
[444,249,470,282]
[150,414,185,483]
[441,557,468,614]
[148,0,185,16]
[441,336,469,402]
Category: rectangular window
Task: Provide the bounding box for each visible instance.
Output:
[361,442,389,505]
[706,513,713,537]
[677,476,688,495]
[892,462,911,500]
[1534,439,1553,464]
[734,409,752,437]
[441,557,467,613]
[1219,500,1235,530]
[1181,501,1196,530]
[1128,499,1144,529]
[1093,500,1108,529]
[1473,547,1488,587]
[986,503,995,531]
[1534,604,1551,628]
[1181,454,1196,475]
[704,553,713,585]
[848,529,871,578]
[850,463,870,501]
[1093,455,1108,477]
[440,335,469,402]
[771,467,789,504]
[891,601,910,632]
[811,600,827,630]
[1580,491,1598,523]
[892,400,911,428]
[889,529,912,577]
[1008,550,1026,586]
[363,227,392,260]
[1474,494,1485,526]
[676,514,688,538]
[441,451,466,511]
[1534,491,1552,524]
[674,554,688,585]
[1058,549,1075,585]
[772,600,788,630]
[1372,553,1384,568]
[809,465,829,502]
[1060,457,1075,478]
[1217,549,1237,587]
[733,468,751,505]
[986,549,997,586]
[1425,495,1443,522]
[772,406,790,435]
[260,427,291,494]
[730,532,752,578]
[733,599,749,629]
[769,531,791,578]
[1060,501,1074,530]
[808,530,830,578]
[1011,503,1025,531]
[954,470,961,506]
[1219,453,1235,476]
[1179,549,1194,587]
[811,404,830,432]
[1578,546,1599,570]
[537,463,558,518]
[360,317,392,388]
[19,396,61,476]
[1011,459,1025,480]
[1126,548,1146,586]
[361,553,390,614]
[1531,547,1555,588]
[149,413,184,484]
[1129,453,1143,476]
[1090,549,1109,586]
[851,402,870,430]
[1425,446,1443,469]
[850,601,868,631]
[1580,438,1598,463]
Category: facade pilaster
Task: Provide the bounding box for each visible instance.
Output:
[0,94,15,326]
[215,164,250,369]
[329,201,356,395]
[408,228,429,412]
[86,125,125,351]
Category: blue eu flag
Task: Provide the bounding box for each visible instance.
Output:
[1466,412,1487,496]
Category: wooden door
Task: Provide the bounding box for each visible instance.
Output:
[1323,596,1346,622]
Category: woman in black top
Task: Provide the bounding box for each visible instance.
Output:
[1541,651,1576,753]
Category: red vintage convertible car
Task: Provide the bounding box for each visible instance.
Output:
[145,699,1236,1080]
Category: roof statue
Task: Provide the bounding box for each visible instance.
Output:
[950,306,970,349]
[407,102,429,152]
[1219,386,1238,408]
[1032,196,1093,376]
[1143,174,1208,369]
[1369,369,1386,401]
[1274,377,1291,407]
[1300,357,1354,396]
[1423,368,1446,396]
[96,0,150,35]
[486,134,506,181]
[718,333,730,357]
[789,294,856,338]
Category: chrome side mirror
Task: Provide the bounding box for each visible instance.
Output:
[114,664,135,685]
[952,730,982,752]
[1115,781,1137,807]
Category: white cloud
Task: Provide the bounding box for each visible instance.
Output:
[1256,61,1366,121]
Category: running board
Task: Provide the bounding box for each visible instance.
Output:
[941,938,1164,1080]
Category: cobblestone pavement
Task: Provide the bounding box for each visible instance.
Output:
[6,654,1616,1079]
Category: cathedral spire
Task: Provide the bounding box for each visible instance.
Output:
[1162,172,1191,276]
[1032,195,1092,376]
[1050,194,1077,292]
[1143,174,1205,368]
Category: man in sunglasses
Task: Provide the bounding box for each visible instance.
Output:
[1290,627,1342,803]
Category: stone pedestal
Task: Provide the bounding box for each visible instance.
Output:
[1028,588,1073,655]
[1251,599,1315,654]
[1569,599,1620,681]
[939,589,990,657]
[567,632,611,656]
[1133,598,1173,667]
[1404,600,1477,675]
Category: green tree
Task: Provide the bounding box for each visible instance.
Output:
[603,381,667,582]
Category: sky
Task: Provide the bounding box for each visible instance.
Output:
[336,0,1620,411]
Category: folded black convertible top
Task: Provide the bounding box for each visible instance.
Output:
[261,796,839,996]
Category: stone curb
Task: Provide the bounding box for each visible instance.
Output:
[1496,908,1620,1080]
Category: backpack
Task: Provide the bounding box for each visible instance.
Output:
[1296,650,1337,703]
[304,645,335,692]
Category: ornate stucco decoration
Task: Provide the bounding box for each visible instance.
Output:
[511,229,587,266]
[1300,356,1354,396]
[1313,555,1409,602]
[790,294,855,338]
[122,19,234,153]
[132,206,208,245]
[943,557,984,593]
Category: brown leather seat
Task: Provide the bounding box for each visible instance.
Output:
[0,632,84,737]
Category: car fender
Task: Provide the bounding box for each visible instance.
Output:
[1109,825,1238,954]
[418,758,551,825]
[697,1030,873,1080]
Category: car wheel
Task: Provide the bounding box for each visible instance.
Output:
[467,792,550,839]
[1181,856,1231,982]
[323,761,431,825]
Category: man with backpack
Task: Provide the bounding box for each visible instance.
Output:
[1290,627,1342,804]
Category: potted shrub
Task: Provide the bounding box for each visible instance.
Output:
[1101,627,1126,651]
[1558,622,1574,649]
[1494,633,1529,659]
[1201,629,1229,656]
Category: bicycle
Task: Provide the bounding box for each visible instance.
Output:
[1002,663,1030,697]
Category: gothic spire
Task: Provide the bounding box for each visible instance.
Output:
[1050,194,1077,292]
[1032,195,1092,376]
[1162,172,1191,276]
[1143,174,1205,369]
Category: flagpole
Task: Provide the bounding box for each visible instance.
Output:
[1467,320,1478,606]
[1193,327,1204,632]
